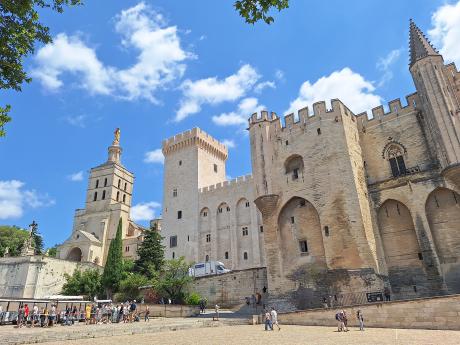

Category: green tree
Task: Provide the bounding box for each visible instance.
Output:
[152,257,193,303]
[119,272,149,301]
[0,0,82,137]
[135,228,165,278]
[46,244,58,257]
[0,225,28,256]
[62,268,103,299]
[30,225,44,255]
[234,0,289,24]
[102,218,123,298]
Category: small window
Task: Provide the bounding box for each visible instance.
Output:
[170,235,177,248]
[178,210,182,219]
[214,164,218,173]
[117,179,121,188]
[225,252,229,259]
[226,206,230,212]
[116,191,120,201]
[123,194,126,203]
[245,201,250,207]
[104,178,107,187]
[260,226,264,233]
[124,182,127,191]
[324,226,330,237]
[179,160,182,166]
[203,211,208,217]
[173,189,177,197]
[291,216,295,224]
[242,227,248,236]
[243,252,248,260]
[317,128,321,135]
[218,208,223,213]
[206,234,211,242]
[172,252,175,259]
[95,179,99,188]
[205,255,209,262]
[125,246,129,252]
[102,190,106,200]
[292,168,299,180]
[299,240,308,253]
[285,140,289,145]
[93,192,98,201]
[418,252,423,260]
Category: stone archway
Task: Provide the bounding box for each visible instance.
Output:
[377,199,427,297]
[67,247,82,262]
[426,188,460,293]
[277,197,325,270]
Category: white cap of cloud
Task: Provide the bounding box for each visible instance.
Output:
[144,149,164,164]
[429,0,460,66]
[68,171,84,182]
[175,64,260,121]
[131,201,161,222]
[212,97,264,127]
[285,67,382,115]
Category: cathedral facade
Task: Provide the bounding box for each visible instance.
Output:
[162,21,460,308]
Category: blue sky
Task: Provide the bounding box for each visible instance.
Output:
[1,0,460,248]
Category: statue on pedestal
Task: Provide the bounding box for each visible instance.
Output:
[113,128,121,146]
[21,221,37,256]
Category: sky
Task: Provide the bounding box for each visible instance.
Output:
[1,0,460,248]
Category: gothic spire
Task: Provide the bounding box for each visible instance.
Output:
[409,19,440,67]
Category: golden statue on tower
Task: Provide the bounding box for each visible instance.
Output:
[113,128,121,145]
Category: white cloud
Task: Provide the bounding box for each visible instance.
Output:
[221,139,235,148]
[429,0,460,65]
[175,64,260,121]
[254,80,275,93]
[65,114,87,128]
[285,67,382,115]
[0,180,55,219]
[68,171,84,182]
[212,97,265,127]
[376,49,402,86]
[131,201,161,221]
[144,149,164,164]
[32,2,192,103]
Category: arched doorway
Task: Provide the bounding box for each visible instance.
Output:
[67,247,82,262]
[277,197,325,270]
[377,200,426,296]
[426,188,460,293]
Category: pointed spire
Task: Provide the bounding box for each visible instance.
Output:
[409,19,440,67]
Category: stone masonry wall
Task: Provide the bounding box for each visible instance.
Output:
[280,294,460,330]
[190,267,267,307]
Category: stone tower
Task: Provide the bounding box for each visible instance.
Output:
[409,20,460,187]
[58,129,135,265]
[161,128,228,262]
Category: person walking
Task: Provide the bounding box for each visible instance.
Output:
[335,310,343,332]
[270,307,280,331]
[213,304,220,321]
[144,306,150,322]
[17,305,25,328]
[357,309,364,331]
[342,310,349,332]
[264,310,272,331]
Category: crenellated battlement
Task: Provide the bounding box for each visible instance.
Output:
[162,127,228,160]
[199,174,253,194]
[356,93,419,130]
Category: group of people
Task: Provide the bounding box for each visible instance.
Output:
[335,309,364,332]
[9,300,154,328]
[263,307,281,331]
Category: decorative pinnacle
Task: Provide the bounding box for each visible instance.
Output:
[409,19,440,67]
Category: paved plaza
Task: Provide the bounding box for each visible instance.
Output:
[8,324,459,345]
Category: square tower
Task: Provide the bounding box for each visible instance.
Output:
[161,128,228,262]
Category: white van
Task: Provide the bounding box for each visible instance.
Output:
[189,261,231,277]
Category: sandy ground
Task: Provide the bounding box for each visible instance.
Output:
[30,324,460,345]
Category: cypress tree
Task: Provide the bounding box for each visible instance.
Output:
[102,218,123,298]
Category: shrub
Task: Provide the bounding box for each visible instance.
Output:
[185,292,202,306]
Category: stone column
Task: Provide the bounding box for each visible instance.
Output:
[254,194,282,294]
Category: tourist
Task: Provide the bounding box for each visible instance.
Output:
[32,304,39,327]
[123,304,129,323]
[144,306,150,322]
[264,310,272,331]
[0,305,3,324]
[43,307,49,327]
[214,304,220,321]
[130,300,137,322]
[384,286,391,301]
[49,304,56,327]
[270,307,280,331]
[85,304,91,325]
[24,304,30,327]
[357,309,364,331]
[17,305,25,328]
[199,299,207,314]
[342,310,349,332]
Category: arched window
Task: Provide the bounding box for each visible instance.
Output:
[385,144,406,177]
[243,252,248,260]
[225,252,229,259]
[284,155,304,180]
[93,192,97,201]
[172,252,175,259]
[95,180,99,188]
[124,182,127,191]
[104,178,107,187]
[117,179,121,188]
[116,191,120,201]
[123,194,126,203]
[205,255,209,262]
[102,190,106,200]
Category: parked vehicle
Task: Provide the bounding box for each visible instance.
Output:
[189,261,230,277]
